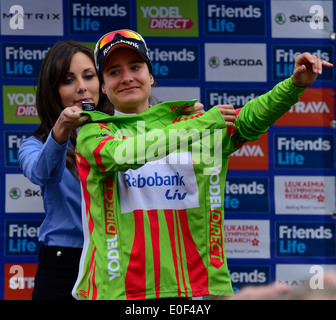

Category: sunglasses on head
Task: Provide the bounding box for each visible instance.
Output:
[96,30,146,51]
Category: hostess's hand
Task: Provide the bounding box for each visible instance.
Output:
[53,106,89,144]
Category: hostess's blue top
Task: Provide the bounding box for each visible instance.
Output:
[18,130,83,248]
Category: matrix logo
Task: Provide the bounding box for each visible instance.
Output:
[69,0,130,34]
[1,0,63,35]
[274,133,334,169]
[276,222,335,257]
[205,1,265,36]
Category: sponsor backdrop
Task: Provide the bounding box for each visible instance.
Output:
[0,0,335,299]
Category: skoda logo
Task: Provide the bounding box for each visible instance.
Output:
[9,187,21,200]
[209,56,220,68]
[275,13,286,25]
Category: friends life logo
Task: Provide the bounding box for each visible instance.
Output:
[147,44,199,80]
[274,133,334,169]
[2,43,51,79]
[229,266,270,292]
[4,131,32,167]
[69,0,130,34]
[206,88,266,109]
[224,177,269,213]
[5,221,42,256]
[272,45,333,81]
[204,1,265,36]
[276,222,335,257]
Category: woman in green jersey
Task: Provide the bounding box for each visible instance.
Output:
[73,29,332,300]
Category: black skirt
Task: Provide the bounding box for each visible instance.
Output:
[32,245,82,300]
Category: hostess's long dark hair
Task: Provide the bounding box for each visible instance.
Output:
[34,40,112,179]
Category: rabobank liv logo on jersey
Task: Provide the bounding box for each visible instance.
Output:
[118,153,199,213]
[274,133,334,169]
[272,46,333,81]
[276,222,335,257]
[204,1,265,36]
[69,0,130,34]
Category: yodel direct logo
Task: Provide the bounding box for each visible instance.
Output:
[137,1,198,37]
[140,6,194,29]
